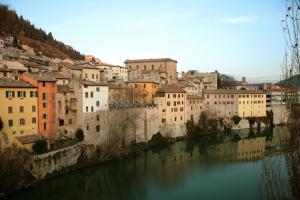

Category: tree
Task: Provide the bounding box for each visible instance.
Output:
[217,73,236,89]
[247,117,256,128]
[198,111,208,132]
[208,118,218,132]
[148,132,169,147]
[75,128,84,142]
[32,139,48,154]
[231,115,241,125]
[186,119,196,136]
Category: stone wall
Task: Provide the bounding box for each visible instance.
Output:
[27,143,82,179]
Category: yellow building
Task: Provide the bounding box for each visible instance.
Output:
[155,86,187,124]
[0,78,40,150]
[127,80,159,105]
[203,90,266,118]
[186,95,205,122]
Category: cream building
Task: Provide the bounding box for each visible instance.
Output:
[186,95,205,122]
[125,58,177,83]
[203,90,266,118]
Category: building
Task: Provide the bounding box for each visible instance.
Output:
[186,95,205,122]
[155,86,187,125]
[127,80,159,105]
[70,79,108,138]
[56,84,77,138]
[180,70,218,90]
[59,62,100,82]
[125,58,177,83]
[0,67,13,78]
[109,85,133,105]
[0,78,40,149]
[203,90,266,118]
[20,72,57,139]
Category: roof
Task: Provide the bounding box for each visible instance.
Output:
[109,85,126,89]
[15,134,43,145]
[156,86,186,93]
[24,72,57,82]
[203,89,266,94]
[124,58,177,64]
[57,85,73,93]
[0,78,36,88]
[0,67,13,72]
[127,79,159,84]
[78,79,108,86]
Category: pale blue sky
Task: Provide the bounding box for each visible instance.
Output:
[2,0,285,82]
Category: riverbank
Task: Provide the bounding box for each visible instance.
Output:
[0,126,289,198]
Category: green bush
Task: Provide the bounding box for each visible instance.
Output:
[247,117,256,127]
[198,111,208,131]
[186,119,196,136]
[75,128,84,142]
[231,115,241,125]
[32,139,48,154]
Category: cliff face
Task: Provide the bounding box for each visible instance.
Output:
[0,4,84,60]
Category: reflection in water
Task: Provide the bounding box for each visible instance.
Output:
[9,127,290,200]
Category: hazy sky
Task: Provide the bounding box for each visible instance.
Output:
[3,0,286,82]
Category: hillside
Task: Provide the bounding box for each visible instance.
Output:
[0,4,84,60]
[276,74,300,88]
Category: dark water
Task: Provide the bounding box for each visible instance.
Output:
[8,127,289,200]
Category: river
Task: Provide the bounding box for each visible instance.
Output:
[7,127,290,200]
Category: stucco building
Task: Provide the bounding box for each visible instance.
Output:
[21,72,57,139]
[125,58,177,83]
[186,95,205,122]
[203,90,266,118]
[127,80,159,105]
[0,78,40,149]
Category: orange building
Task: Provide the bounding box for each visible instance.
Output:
[20,72,57,139]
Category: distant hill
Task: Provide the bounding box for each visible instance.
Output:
[276,74,300,88]
[0,4,84,60]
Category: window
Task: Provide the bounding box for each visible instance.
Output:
[144,84,146,88]
[162,118,166,123]
[92,74,95,79]
[86,106,88,112]
[175,117,177,121]
[32,117,36,124]
[91,106,94,112]
[6,91,15,98]
[96,101,100,106]
[144,65,146,70]
[162,109,166,112]
[68,119,72,125]
[85,73,88,78]
[42,82,46,87]
[96,115,100,121]
[42,92,47,100]
[85,92,88,98]
[8,106,13,113]
[151,65,154,70]
[96,125,100,132]
[167,101,170,106]
[44,123,46,130]
[168,94,170,98]
[3,72,7,77]
[20,106,24,113]
[20,118,25,125]
[43,102,47,108]
[86,125,89,130]
[18,91,26,98]
[43,114,48,119]
[96,87,100,92]
[30,91,36,97]
[32,105,36,112]
[8,120,13,127]
[90,92,94,98]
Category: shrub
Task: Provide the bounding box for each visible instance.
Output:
[149,132,169,147]
[186,119,196,136]
[32,139,48,154]
[208,118,218,131]
[231,115,241,125]
[75,128,84,142]
[247,117,256,128]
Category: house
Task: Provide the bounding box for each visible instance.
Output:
[20,72,57,139]
[127,80,159,105]
[0,78,39,150]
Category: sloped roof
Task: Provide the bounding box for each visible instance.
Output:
[15,134,43,145]
[77,79,108,86]
[0,78,36,88]
[24,72,57,82]
[156,86,186,93]
[57,85,73,93]
[203,89,266,94]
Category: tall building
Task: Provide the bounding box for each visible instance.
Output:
[0,78,40,149]
[20,72,57,139]
[124,58,177,83]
